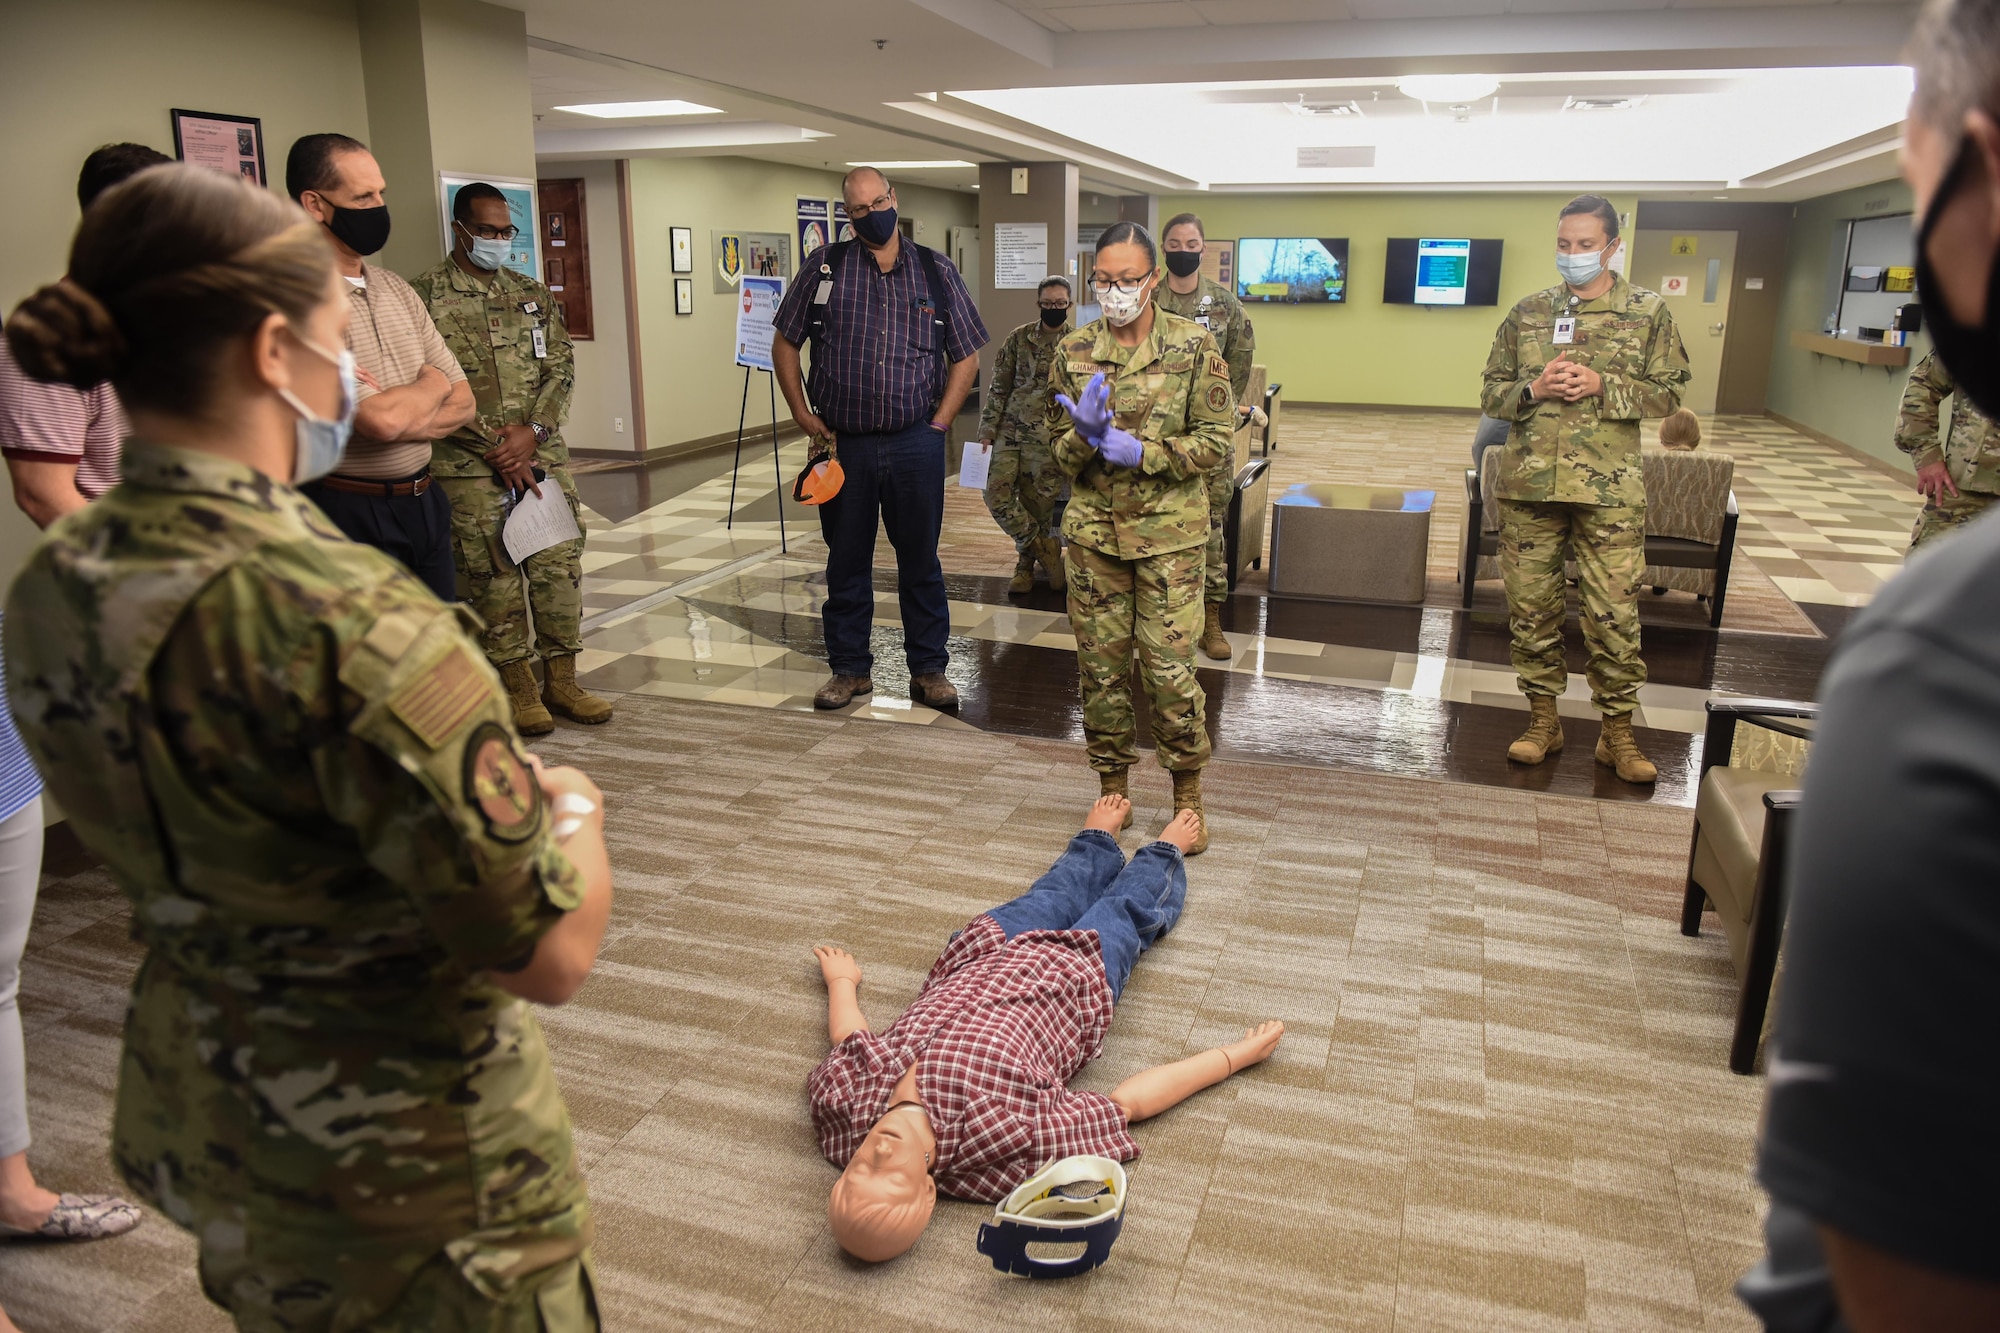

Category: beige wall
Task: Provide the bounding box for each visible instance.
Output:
[0,0,371,585]
[550,160,637,456]
[625,157,978,451]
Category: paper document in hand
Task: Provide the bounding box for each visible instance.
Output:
[502,484,582,564]
[957,441,992,490]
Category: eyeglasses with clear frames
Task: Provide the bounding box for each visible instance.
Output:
[1090,275,1150,296]
[846,191,894,218]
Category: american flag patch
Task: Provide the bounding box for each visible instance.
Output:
[388,645,488,748]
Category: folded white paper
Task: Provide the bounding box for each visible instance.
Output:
[957,440,993,490]
[502,483,582,564]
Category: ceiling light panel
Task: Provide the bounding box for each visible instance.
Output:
[850,160,978,169]
[554,99,723,118]
[1396,74,1501,104]
[949,66,1914,189]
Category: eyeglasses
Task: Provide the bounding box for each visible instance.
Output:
[846,191,893,218]
[1038,300,1072,310]
[461,222,520,241]
[1090,275,1150,296]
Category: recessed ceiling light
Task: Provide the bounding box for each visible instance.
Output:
[1289,98,1363,118]
[1396,75,1499,104]
[554,99,723,118]
[1563,95,1645,113]
[847,160,976,169]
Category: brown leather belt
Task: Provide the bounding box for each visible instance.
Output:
[315,471,432,497]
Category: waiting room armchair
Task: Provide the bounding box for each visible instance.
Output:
[1460,445,1740,627]
[1682,697,1816,1074]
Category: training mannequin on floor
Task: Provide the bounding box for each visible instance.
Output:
[807,796,1284,1263]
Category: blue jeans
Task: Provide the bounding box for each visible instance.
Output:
[986,830,1186,1002]
[817,421,951,678]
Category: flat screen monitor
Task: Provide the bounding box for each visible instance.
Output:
[1382,237,1505,306]
[1235,237,1349,304]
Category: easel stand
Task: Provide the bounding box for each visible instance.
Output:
[726,365,787,552]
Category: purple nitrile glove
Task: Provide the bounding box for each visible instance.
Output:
[1096,426,1143,468]
[1055,373,1112,446]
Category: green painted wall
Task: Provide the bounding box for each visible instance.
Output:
[625,158,977,451]
[1153,191,1637,409]
[1764,177,1922,471]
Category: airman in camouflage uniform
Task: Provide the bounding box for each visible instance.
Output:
[1894,347,2000,549]
[414,203,611,738]
[1481,239,1690,783]
[4,443,597,1330]
[1047,298,1235,852]
[1154,266,1252,640]
[978,281,1071,594]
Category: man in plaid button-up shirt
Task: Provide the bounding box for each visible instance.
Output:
[772,167,988,715]
[807,795,1285,1262]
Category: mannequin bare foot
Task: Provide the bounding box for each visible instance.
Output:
[1157,808,1202,854]
[1221,1020,1285,1072]
[1083,794,1132,834]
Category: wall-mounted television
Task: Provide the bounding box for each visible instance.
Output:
[1235,237,1349,304]
[1382,237,1505,306]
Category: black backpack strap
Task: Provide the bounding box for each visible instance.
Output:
[911,241,953,385]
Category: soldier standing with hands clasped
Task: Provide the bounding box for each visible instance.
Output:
[1480,194,1689,784]
[1154,213,1253,661]
[1048,222,1236,854]
[416,183,613,737]
[977,275,1072,594]
[1894,346,2000,549]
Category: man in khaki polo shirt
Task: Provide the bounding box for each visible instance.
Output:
[287,132,473,600]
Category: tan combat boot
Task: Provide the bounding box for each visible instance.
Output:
[542,654,613,725]
[1595,714,1658,784]
[1098,768,1134,829]
[1170,768,1210,856]
[1033,535,1067,593]
[1506,696,1563,765]
[1198,603,1232,660]
[1008,550,1036,595]
[500,659,554,736]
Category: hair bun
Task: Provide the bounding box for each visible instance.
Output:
[5,281,126,388]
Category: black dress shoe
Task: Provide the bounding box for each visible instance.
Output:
[910,673,959,711]
[813,674,873,709]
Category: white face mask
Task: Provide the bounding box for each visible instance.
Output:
[275,333,357,484]
[1556,246,1613,287]
[1097,279,1151,327]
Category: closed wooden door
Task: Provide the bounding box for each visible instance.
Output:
[537,178,593,340]
[1630,229,1737,416]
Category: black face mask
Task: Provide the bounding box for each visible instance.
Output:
[1040,306,1068,328]
[325,203,392,257]
[853,206,898,248]
[1915,139,2000,419]
[1164,250,1202,278]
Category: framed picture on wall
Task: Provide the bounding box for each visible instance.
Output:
[171,109,266,186]
[671,226,694,274]
[674,277,694,316]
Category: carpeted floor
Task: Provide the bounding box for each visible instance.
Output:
[3,698,1766,1331]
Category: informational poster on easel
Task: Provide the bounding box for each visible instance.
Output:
[728,275,788,549]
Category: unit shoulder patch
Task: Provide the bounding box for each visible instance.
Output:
[1206,383,1230,412]
[463,721,542,843]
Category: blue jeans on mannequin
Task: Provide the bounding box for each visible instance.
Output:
[817,420,951,679]
[987,830,1187,1002]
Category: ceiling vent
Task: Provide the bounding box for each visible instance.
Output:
[1563,95,1645,113]
[1290,97,1364,118]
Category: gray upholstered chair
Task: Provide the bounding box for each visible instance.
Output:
[1460,445,1740,626]
[1682,698,1816,1074]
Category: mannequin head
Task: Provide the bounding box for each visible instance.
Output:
[826,1102,937,1262]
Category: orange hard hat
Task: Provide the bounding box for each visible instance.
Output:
[793,454,845,505]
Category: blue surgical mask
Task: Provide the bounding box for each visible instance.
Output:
[459,222,512,272]
[276,334,357,484]
[1556,249,1608,287]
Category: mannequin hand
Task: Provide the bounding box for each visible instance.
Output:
[1095,426,1143,468]
[1055,373,1113,445]
[814,945,862,989]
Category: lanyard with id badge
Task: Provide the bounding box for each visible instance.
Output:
[520,299,547,359]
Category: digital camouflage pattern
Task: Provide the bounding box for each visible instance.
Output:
[3,444,592,1328]
[1065,543,1210,773]
[1155,275,1253,604]
[1045,309,1231,773]
[414,260,585,666]
[1896,348,2000,550]
[440,470,586,665]
[1044,310,1236,560]
[1480,274,1690,507]
[1499,499,1648,715]
[978,319,1068,551]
